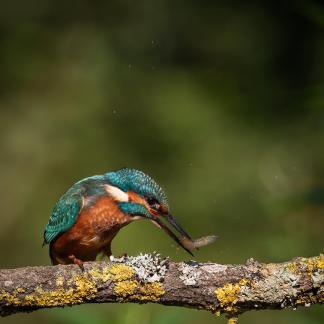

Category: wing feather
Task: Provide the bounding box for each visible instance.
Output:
[43,191,83,245]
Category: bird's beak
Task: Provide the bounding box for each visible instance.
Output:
[163,213,192,241]
[149,212,194,256]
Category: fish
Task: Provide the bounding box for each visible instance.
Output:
[179,234,218,251]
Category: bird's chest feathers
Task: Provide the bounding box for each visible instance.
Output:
[74,195,131,246]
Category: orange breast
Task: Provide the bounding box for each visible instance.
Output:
[50,195,132,264]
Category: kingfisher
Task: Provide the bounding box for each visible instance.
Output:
[43,168,195,269]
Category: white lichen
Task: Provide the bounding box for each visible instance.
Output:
[110,253,168,283]
[110,255,127,263]
[4,281,13,287]
[285,272,299,288]
[179,263,201,286]
[201,263,228,274]
[311,271,324,288]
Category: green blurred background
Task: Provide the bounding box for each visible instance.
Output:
[0,0,323,323]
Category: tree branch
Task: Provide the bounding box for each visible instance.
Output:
[0,254,323,320]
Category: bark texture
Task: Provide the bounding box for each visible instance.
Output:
[0,254,323,319]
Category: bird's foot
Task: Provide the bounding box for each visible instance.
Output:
[68,254,84,271]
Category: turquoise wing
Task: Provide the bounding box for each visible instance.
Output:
[43,191,83,245]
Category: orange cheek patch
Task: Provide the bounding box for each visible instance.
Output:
[128,191,151,211]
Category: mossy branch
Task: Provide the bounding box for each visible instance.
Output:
[0,254,323,320]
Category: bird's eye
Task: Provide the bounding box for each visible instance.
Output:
[147,197,160,210]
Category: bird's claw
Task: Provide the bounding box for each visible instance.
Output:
[68,254,85,271]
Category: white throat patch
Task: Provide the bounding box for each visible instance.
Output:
[104,184,129,202]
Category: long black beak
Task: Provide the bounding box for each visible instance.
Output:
[150,213,194,256]
[164,213,193,240]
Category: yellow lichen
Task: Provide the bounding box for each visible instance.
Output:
[1,264,137,308]
[89,267,112,282]
[89,264,134,283]
[286,256,324,275]
[111,271,164,302]
[295,294,324,306]
[0,291,20,305]
[23,274,97,307]
[301,255,324,273]
[227,316,239,324]
[136,282,165,301]
[286,262,299,274]
[108,264,135,281]
[16,288,25,293]
[215,283,241,313]
[0,287,29,305]
[114,280,138,298]
[214,278,250,313]
[239,278,248,286]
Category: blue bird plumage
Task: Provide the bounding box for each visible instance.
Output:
[106,168,169,209]
[43,169,170,245]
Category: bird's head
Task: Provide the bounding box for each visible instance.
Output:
[105,168,193,255]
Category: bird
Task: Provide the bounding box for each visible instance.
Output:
[43,168,195,269]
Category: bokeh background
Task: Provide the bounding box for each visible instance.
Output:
[0,0,323,323]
